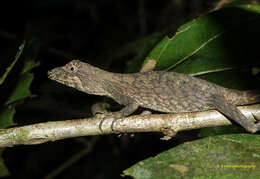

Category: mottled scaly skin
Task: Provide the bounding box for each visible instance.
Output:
[48,60,260,133]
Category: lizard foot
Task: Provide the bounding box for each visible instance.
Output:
[246,124,260,133]
[98,115,112,133]
[98,103,139,133]
[246,114,260,133]
[98,116,106,132]
[99,112,122,133]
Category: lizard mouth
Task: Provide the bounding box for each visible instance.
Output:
[48,69,83,90]
[47,70,63,82]
[47,68,68,82]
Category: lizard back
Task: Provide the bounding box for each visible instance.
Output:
[108,71,260,113]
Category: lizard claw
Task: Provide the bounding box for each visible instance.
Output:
[98,112,118,133]
[247,113,260,133]
[98,117,106,132]
[252,113,260,123]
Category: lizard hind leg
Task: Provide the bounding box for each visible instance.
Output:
[211,95,260,133]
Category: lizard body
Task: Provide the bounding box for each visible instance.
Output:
[48,60,260,133]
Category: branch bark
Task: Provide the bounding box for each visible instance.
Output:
[1,104,260,147]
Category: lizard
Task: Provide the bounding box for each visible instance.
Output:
[48,60,260,133]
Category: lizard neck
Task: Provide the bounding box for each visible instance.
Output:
[99,72,137,104]
[81,66,117,96]
[79,63,133,99]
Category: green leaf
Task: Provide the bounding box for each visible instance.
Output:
[0,149,9,177]
[0,106,15,129]
[5,73,34,105]
[22,60,40,74]
[199,125,244,137]
[0,41,25,85]
[143,4,260,88]
[124,134,260,179]
[0,40,38,127]
[0,29,39,178]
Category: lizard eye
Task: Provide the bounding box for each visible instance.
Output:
[65,61,80,73]
[69,65,78,72]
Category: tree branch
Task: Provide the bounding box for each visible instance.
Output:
[1,104,260,147]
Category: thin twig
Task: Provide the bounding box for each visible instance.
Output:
[0,104,260,147]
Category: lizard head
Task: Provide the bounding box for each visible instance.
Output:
[48,60,110,96]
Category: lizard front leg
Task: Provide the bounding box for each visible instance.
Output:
[212,95,260,133]
[99,102,139,132]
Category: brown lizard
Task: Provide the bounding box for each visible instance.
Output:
[48,60,260,133]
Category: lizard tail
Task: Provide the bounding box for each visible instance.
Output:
[223,88,260,105]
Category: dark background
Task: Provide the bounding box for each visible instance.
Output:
[0,1,220,178]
